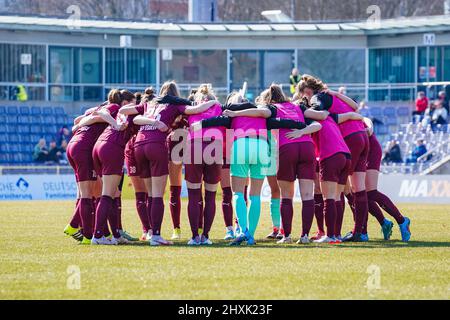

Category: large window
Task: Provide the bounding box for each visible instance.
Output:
[231,50,294,100]
[297,49,365,84]
[0,43,46,101]
[160,50,227,88]
[106,48,156,85]
[49,46,103,102]
[369,47,415,101]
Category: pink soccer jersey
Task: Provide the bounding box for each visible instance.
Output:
[187,103,225,141]
[274,102,313,147]
[329,96,365,138]
[311,116,350,161]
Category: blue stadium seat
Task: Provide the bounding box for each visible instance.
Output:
[9,144,20,153]
[56,116,66,126]
[19,144,30,152]
[22,153,33,163]
[55,107,66,115]
[0,106,6,114]
[30,125,43,134]
[0,124,7,133]
[20,135,32,144]
[18,115,31,124]
[30,134,42,143]
[6,115,18,124]
[6,106,18,115]
[19,106,30,115]
[42,107,53,115]
[18,125,30,134]
[0,143,9,153]
[0,134,8,143]
[376,125,389,135]
[44,125,57,134]
[0,115,6,123]
[383,107,397,117]
[11,153,22,164]
[0,153,10,164]
[385,116,398,125]
[369,107,383,118]
[43,115,56,125]
[31,106,42,115]
[9,134,20,143]
[45,134,56,142]
[397,106,410,117]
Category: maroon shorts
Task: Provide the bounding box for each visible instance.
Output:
[222,158,231,170]
[319,153,351,185]
[184,140,222,184]
[367,134,383,171]
[67,141,97,182]
[92,141,125,177]
[134,142,169,178]
[125,147,139,177]
[277,142,316,182]
[167,137,186,163]
[344,131,369,174]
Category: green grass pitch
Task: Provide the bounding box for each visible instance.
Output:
[0,195,449,299]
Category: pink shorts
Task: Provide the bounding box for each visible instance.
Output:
[367,135,382,171]
[67,141,97,182]
[184,140,222,184]
[319,153,351,185]
[277,142,316,182]
[92,141,125,177]
[344,131,369,174]
[134,142,169,178]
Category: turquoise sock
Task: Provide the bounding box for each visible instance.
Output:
[233,192,247,234]
[270,198,281,228]
[248,195,262,237]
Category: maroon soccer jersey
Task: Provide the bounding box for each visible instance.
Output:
[98,106,144,148]
[135,103,187,147]
[70,103,121,147]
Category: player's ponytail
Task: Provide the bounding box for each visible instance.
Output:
[108,89,122,105]
[267,84,287,104]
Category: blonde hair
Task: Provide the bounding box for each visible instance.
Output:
[195,84,217,102]
[296,74,326,95]
[159,81,180,98]
[227,91,245,105]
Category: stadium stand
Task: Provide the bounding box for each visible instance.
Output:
[0,105,75,165]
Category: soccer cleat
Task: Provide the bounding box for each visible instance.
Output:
[361,233,369,242]
[139,232,150,241]
[230,233,246,246]
[310,230,325,241]
[331,237,342,244]
[276,228,285,240]
[224,228,235,240]
[399,217,411,242]
[234,222,241,237]
[266,227,279,239]
[171,228,181,240]
[381,219,394,240]
[79,237,91,245]
[277,236,293,244]
[64,225,83,242]
[187,236,201,246]
[342,231,354,242]
[200,235,213,246]
[119,230,138,242]
[297,235,310,244]
[313,235,334,243]
[91,236,115,245]
[115,237,130,245]
[150,235,173,246]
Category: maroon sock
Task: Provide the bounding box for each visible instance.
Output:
[198,194,204,230]
[345,193,356,222]
[151,197,164,236]
[335,196,344,237]
[188,189,202,238]
[280,198,293,237]
[69,199,81,228]
[115,197,123,230]
[93,196,113,239]
[368,190,405,225]
[169,186,182,229]
[301,199,315,237]
[368,199,386,226]
[203,191,217,238]
[108,198,121,238]
[314,194,325,233]
[146,196,153,231]
[243,185,249,206]
[79,198,94,239]
[136,192,150,233]
[222,187,233,227]
[324,199,337,238]
[353,191,368,234]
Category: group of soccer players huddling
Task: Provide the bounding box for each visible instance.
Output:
[63,74,412,246]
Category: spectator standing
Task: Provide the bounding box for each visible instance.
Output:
[414,91,428,117]
[33,138,49,163]
[56,125,72,146]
